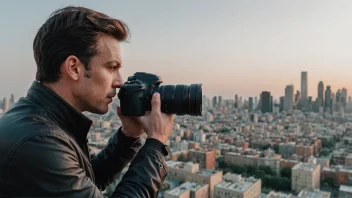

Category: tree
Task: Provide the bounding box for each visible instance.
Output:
[318,148,331,157]
[324,177,335,186]
[216,157,226,169]
[228,165,245,174]
[273,145,279,153]
[322,138,336,149]
[177,153,186,162]
[262,144,271,150]
[280,167,291,178]
[253,169,266,178]
[245,165,256,175]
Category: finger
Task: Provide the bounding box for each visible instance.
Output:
[151,92,161,114]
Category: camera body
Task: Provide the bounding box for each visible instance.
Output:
[118,72,202,117]
[118,72,162,116]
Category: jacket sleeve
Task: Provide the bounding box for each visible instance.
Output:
[111,138,169,198]
[90,127,142,190]
[6,132,168,198]
[6,133,105,197]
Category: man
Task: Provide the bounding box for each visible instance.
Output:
[0,6,174,197]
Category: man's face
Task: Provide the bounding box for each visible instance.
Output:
[74,34,124,114]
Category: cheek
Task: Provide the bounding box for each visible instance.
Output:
[92,71,112,91]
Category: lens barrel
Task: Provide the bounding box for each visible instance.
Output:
[155,84,202,116]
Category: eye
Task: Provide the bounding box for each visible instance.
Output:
[109,66,118,71]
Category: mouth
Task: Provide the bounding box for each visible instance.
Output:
[107,97,113,103]
[107,93,116,98]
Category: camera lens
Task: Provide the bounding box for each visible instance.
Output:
[156,84,202,116]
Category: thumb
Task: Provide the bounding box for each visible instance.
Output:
[151,92,161,113]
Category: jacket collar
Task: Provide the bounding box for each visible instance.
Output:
[26,81,93,141]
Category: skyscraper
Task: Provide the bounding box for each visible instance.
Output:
[318,81,324,107]
[342,88,348,109]
[234,94,238,108]
[212,96,217,108]
[261,91,272,113]
[301,71,308,99]
[332,93,336,112]
[295,90,300,103]
[284,85,294,112]
[336,89,341,111]
[3,97,10,112]
[308,97,313,112]
[279,96,284,112]
[248,97,253,113]
[10,94,16,105]
[325,86,332,112]
[300,71,308,111]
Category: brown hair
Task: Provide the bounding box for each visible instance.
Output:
[33,6,129,83]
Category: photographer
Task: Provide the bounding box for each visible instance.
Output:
[0,6,174,197]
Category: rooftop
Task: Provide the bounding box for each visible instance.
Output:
[179,181,205,191]
[166,181,205,196]
[323,165,352,173]
[166,160,185,168]
[189,147,215,153]
[266,191,296,198]
[166,160,220,176]
[198,169,219,176]
[166,185,189,196]
[292,162,319,172]
[297,188,331,198]
[339,185,352,193]
[216,181,252,193]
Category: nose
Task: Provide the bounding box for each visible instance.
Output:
[112,71,124,88]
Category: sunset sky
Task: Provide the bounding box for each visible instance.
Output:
[0,0,352,99]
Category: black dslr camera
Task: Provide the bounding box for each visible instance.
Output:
[117,72,202,116]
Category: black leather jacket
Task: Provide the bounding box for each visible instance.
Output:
[0,81,168,197]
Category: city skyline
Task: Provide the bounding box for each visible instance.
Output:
[1,1,352,99]
[1,70,350,101]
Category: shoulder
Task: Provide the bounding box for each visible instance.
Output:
[4,133,94,196]
[0,97,71,167]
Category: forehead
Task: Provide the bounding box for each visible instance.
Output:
[95,34,121,60]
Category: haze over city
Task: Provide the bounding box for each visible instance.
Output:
[3,1,352,197]
[1,0,352,99]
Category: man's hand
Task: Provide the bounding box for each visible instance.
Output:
[117,106,145,138]
[136,93,174,144]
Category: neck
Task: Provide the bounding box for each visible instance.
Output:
[42,81,84,112]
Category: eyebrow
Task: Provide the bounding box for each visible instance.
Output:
[105,60,122,67]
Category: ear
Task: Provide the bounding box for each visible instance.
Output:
[62,55,82,81]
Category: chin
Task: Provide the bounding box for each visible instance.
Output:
[88,106,109,115]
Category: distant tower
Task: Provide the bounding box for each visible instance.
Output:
[261,91,272,113]
[325,86,332,112]
[336,89,341,111]
[301,71,308,99]
[10,94,16,105]
[295,91,300,103]
[284,85,294,112]
[3,97,10,112]
[318,81,324,107]
[234,94,239,108]
[342,88,348,110]
[332,93,336,112]
[279,96,284,112]
[212,96,217,108]
[248,97,253,113]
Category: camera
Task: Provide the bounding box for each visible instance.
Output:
[117,72,202,116]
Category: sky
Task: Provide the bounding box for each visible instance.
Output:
[0,0,352,100]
